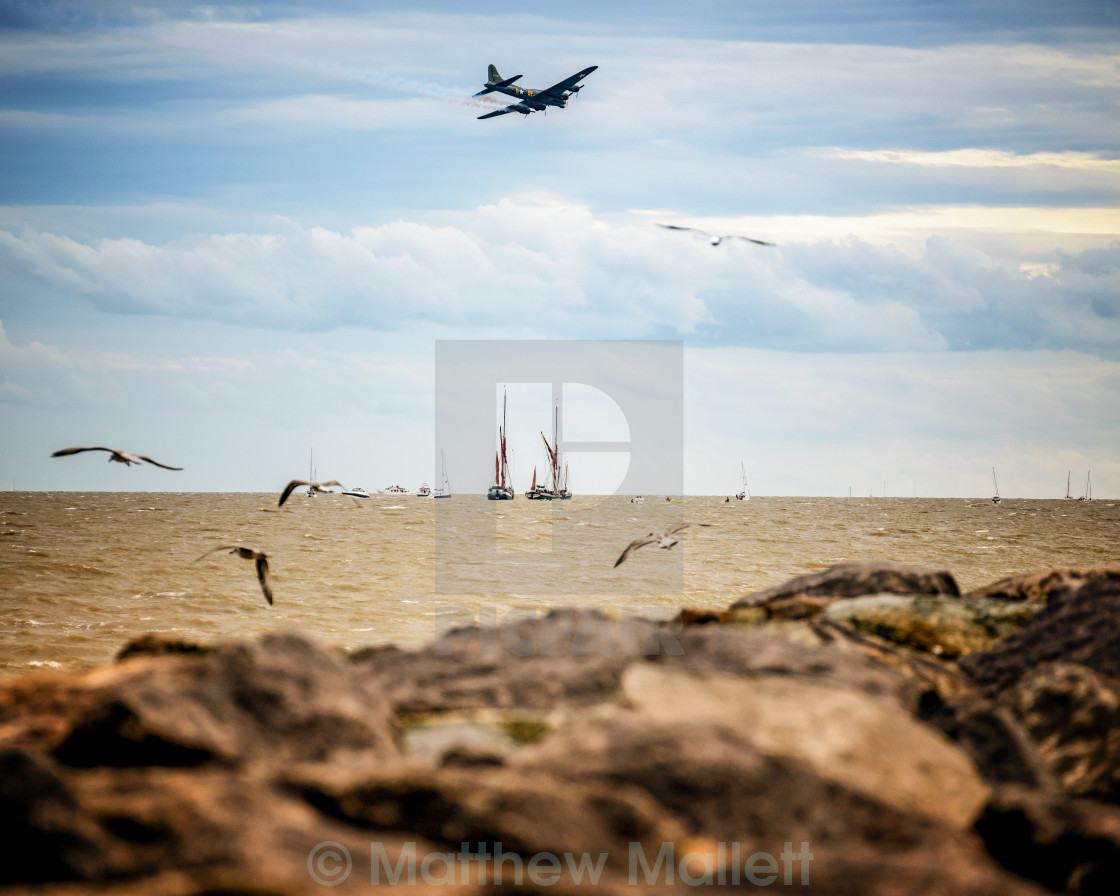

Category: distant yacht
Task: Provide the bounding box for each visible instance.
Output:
[1079,470,1092,502]
[540,400,571,500]
[488,387,515,500]
[416,483,432,497]
[525,466,549,500]
[433,450,452,498]
[736,460,750,501]
[381,484,409,495]
[991,467,1002,505]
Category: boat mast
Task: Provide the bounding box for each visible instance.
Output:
[552,401,560,491]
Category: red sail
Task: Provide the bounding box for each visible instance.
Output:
[541,431,559,489]
[499,426,509,488]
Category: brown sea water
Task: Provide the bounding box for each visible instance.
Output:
[1,491,1118,676]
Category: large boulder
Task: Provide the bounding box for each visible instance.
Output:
[730,562,960,619]
[517,715,1040,896]
[975,785,1120,894]
[969,568,1120,602]
[821,594,1043,659]
[960,578,1120,695]
[618,664,987,830]
[1007,662,1120,804]
[53,633,398,768]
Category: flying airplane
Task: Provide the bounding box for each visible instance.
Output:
[658,224,776,247]
[474,64,597,120]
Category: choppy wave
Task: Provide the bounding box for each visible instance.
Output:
[0,491,1117,675]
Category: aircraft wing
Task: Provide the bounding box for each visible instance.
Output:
[477,101,533,120]
[537,65,598,100]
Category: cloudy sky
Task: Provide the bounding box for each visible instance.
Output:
[1,0,1118,497]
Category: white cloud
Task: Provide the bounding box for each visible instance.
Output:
[820,148,1120,172]
[2,199,1118,356]
[3,18,1118,155]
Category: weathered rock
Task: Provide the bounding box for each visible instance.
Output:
[115,633,212,662]
[518,715,1041,895]
[730,561,960,615]
[350,608,665,715]
[351,607,913,716]
[0,747,109,884]
[674,607,730,626]
[733,593,839,621]
[286,762,687,893]
[1007,662,1120,804]
[822,594,1043,659]
[811,617,978,698]
[10,762,421,895]
[54,633,398,768]
[970,568,1120,602]
[397,710,555,761]
[975,784,1120,895]
[961,578,1120,695]
[664,624,917,702]
[619,664,988,830]
[0,670,113,754]
[918,692,1055,789]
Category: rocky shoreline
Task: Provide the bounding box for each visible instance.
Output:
[3,563,1120,894]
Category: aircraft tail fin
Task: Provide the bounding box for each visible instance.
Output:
[474,66,522,97]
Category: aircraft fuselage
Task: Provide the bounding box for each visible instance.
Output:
[489,82,569,111]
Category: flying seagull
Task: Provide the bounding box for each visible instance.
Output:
[195,545,273,605]
[658,224,775,247]
[278,479,344,507]
[614,522,712,568]
[51,446,183,470]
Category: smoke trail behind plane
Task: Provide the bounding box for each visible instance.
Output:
[297,58,505,109]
